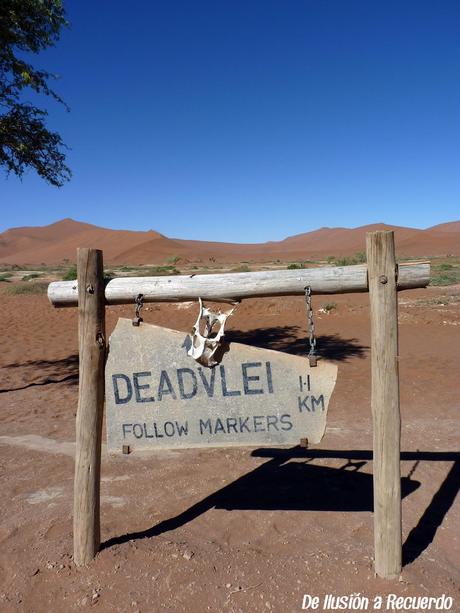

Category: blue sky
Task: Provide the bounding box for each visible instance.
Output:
[1,0,459,241]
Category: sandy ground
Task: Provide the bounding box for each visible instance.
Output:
[0,285,459,612]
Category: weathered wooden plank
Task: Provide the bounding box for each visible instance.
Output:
[105,319,338,452]
[73,249,105,566]
[366,231,402,579]
[48,261,430,307]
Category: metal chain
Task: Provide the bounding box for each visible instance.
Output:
[132,293,144,326]
[305,286,318,366]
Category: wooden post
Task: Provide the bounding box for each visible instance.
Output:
[366,231,402,579]
[73,248,105,566]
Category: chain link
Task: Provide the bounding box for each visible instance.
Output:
[132,293,144,326]
[305,286,317,363]
[135,293,144,317]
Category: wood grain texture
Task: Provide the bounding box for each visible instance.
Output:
[366,231,402,579]
[73,249,105,566]
[48,261,430,307]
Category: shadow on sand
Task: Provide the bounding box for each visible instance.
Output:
[226,326,368,361]
[0,354,79,393]
[102,448,459,567]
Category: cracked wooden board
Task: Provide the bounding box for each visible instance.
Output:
[105,318,337,453]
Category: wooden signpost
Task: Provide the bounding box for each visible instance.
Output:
[367,232,402,579]
[47,232,430,578]
[73,249,105,566]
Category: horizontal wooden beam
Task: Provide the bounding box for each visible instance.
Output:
[48,262,430,308]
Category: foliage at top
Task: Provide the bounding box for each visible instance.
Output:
[0,0,71,186]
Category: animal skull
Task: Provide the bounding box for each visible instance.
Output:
[187,298,237,367]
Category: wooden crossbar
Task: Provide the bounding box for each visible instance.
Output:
[48,261,430,307]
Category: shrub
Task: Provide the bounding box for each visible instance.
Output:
[430,261,460,286]
[430,272,458,286]
[62,266,77,281]
[287,263,303,270]
[354,251,366,264]
[22,273,41,281]
[145,266,180,276]
[5,282,48,295]
[230,265,251,273]
[335,252,367,266]
[104,271,115,286]
[335,257,353,267]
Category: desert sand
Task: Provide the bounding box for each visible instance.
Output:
[0,277,459,611]
[0,219,459,266]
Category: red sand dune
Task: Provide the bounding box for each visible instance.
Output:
[0,219,164,265]
[428,221,460,233]
[0,218,458,266]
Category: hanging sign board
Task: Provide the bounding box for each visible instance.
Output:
[105,318,337,453]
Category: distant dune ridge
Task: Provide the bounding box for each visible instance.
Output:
[0,218,459,265]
